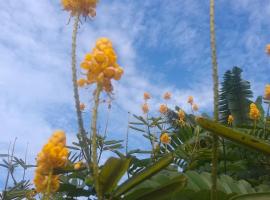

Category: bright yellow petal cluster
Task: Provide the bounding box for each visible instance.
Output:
[34,131,69,194]
[80,38,123,93]
[61,0,98,17]
[227,115,234,125]
[159,104,168,114]
[160,133,171,144]
[163,92,171,100]
[264,84,270,101]
[249,103,261,121]
[142,103,149,114]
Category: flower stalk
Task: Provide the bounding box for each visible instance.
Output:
[71,14,90,162]
[91,83,102,200]
[210,0,219,199]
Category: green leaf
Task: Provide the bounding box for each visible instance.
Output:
[99,157,131,194]
[113,153,174,198]
[229,193,270,200]
[124,175,187,200]
[196,117,270,155]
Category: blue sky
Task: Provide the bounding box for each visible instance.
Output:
[0,0,270,188]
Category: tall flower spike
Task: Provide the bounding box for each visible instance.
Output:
[80,38,124,93]
[264,84,270,101]
[61,0,99,17]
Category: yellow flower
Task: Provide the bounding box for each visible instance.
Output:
[143,92,151,100]
[74,161,83,170]
[227,115,234,125]
[77,78,87,87]
[159,104,168,114]
[80,103,86,111]
[178,109,185,120]
[163,92,171,100]
[61,0,98,17]
[265,44,270,55]
[34,131,68,194]
[160,133,171,144]
[187,96,194,105]
[192,104,199,112]
[79,38,123,93]
[142,103,149,114]
[178,109,185,125]
[249,103,261,121]
[264,84,270,101]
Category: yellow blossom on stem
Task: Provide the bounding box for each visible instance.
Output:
[80,38,123,93]
[159,104,168,114]
[80,103,86,111]
[143,92,151,101]
[249,103,261,121]
[192,104,199,112]
[178,109,185,125]
[160,133,171,144]
[34,130,68,195]
[74,161,83,170]
[142,103,149,114]
[61,0,98,17]
[265,44,270,55]
[264,84,270,101]
[187,96,194,105]
[77,78,87,87]
[163,92,171,100]
[227,115,234,125]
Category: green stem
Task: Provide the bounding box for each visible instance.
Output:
[71,14,90,162]
[91,84,102,200]
[210,0,219,199]
[263,102,270,139]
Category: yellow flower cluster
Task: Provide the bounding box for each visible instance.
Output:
[79,38,124,93]
[264,84,270,101]
[61,0,98,17]
[265,44,270,55]
[143,92,151,100]
[142,103,149,114]
[34,131,69,194]
[80,103,86,111]
[159,104,168,114]
[178,109,185,125]
[227,115,234,125]
[163,92,171,100]
[187,96,194,104]
[160,133,171,144]
[249,103,261,121]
